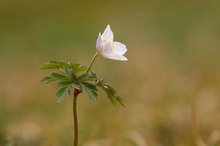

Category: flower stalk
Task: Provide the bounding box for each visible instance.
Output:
[73,89,81,146]
[86,52,99,73]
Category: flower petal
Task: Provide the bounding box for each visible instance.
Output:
[101,25,114,42]
[96,33,103,52]
[112,42,127,55]
[99,42,128,61]
[101,42,114,55]
[103,54,128,61]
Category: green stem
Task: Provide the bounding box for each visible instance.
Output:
[72,52,99,146]
[73,91,79,146]
[86,52,99,73]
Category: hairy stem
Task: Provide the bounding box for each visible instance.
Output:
[86,52,99,73]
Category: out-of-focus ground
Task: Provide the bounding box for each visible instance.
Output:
[0,0,220,146]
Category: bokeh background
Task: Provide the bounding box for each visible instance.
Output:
[0,0,220,146]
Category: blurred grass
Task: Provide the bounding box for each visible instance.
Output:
[0,0,220,146]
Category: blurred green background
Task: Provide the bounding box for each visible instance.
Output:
[0,0,220,146]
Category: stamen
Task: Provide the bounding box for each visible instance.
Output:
[111,45,115,50]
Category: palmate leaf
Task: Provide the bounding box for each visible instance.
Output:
[80,82,98,101]
[41,63,97,103]
[41,62,79,102]
[96,79,125,107]
[41,61,125,106]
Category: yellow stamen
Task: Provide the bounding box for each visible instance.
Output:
[111,45,115,50]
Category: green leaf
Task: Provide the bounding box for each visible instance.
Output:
[40,72,68,84]
[97,80,125,107]
[40,76,54,83]
[42,61,68,69]
[41,61,94,103]
[70,63,80,72]
[78,66,88,72]
[82,82,97,90]
[56,85,71,103]
[78,73,97,82]
[114,95,125,107]
[57,81,73,87]
[50,72,67,80]
[72,81,82,90]
[57,80,82,91]
[69,63,88,73]
[81,82,97,101]
[59,67,76,80]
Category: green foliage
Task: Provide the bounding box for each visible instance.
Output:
[56,85,71,103]
[42,61,87,73]
[41,61,124,106]
[96,79,125,107]
[80,82,98,101]
[42,61,69,69]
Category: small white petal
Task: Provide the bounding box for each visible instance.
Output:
[104,54,128,61]
[112,42,127,55]
[101,25,114,42]
[96,33,103,52]
[99,42,128,61]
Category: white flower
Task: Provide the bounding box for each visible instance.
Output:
[96,25,128,61]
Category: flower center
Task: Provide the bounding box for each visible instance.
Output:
[111,45,115,50]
